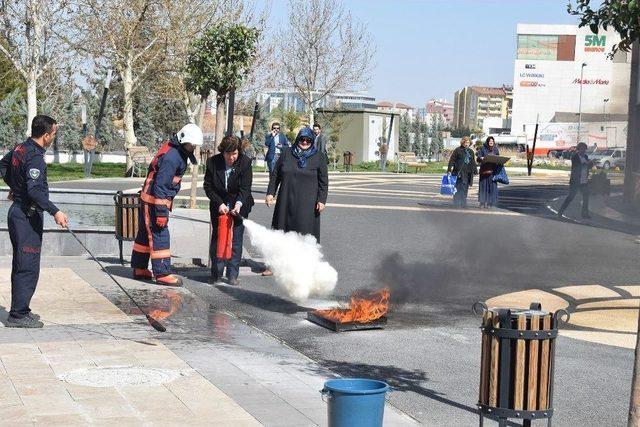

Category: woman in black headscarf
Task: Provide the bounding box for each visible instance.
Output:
[476,136,500,208]
[265,126,329,242]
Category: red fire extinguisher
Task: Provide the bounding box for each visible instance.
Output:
[216,213,233,260]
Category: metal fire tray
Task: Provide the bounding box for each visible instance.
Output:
[307,311,387,332]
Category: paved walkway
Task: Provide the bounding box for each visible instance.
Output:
[0,261,416,426]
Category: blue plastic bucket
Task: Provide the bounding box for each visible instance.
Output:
[321,378,389,427]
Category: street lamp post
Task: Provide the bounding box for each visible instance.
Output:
[603,98,610,115]
[577,63,587,144]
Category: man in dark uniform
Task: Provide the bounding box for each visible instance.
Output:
[131,123,203,286]
[0,115,68,328]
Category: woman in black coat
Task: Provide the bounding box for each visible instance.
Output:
[266,126,329,242]
[203,135,254,285]
[476,136,500,208]
[447,136,477,208]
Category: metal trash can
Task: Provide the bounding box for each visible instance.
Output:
[114,191,140,265]
[472,302,569,427]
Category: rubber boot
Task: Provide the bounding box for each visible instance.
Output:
[155,274,183,287]
[133,268,154,281]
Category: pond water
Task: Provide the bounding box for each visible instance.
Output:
[0,201,115,227]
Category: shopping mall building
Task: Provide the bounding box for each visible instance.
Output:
[511,24,631,153]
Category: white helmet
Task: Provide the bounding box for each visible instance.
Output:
[177,123,203,146]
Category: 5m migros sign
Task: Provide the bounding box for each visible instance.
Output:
[585,34,606,52]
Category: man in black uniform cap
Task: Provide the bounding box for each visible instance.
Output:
[0,115,68,328]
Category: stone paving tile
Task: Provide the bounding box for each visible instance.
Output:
[31,413,89,426]
[90,417,143,427]
[0,267,259,426]
[0,403,32,424]
[75,396,139,419]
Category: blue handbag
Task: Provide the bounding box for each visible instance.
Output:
[492,166,509,185]
[440,174,457,195]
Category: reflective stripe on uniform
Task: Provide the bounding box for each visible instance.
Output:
[140,192,172,207]
[142,203,171,261]
[150,249,171,259]
[133,243,150,253]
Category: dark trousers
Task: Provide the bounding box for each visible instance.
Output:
[131,202,172,275]
[8,204,43,318]
[453,178,470,208]
[558,183,590,216]
[210,215,244,280]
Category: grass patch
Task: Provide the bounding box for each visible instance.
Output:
[47,163,126,182]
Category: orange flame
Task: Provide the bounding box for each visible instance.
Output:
[314,288,390,323]
[147,290,182,320]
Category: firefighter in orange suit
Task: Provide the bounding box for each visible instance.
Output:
[131,124,203,286]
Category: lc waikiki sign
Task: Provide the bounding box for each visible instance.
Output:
[585,34,606,52]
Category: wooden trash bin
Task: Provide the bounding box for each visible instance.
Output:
[473,302,569,427]
[114,191,141,265]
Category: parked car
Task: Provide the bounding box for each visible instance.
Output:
[592,148,626,170]
[613,156,626,170]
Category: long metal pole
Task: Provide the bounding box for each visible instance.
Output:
[82,105,89,178]
[249,101,259,142]
[226,89,235,136]
[91,70,113,177]
[577,64,586,144]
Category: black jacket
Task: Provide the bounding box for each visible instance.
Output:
[2,139,58,215]
[447,146,478,184]
[203,153,254,218]
[569,152,592,187]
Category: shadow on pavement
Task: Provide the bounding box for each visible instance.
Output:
[215,285,311,315]
[315,360,521,427]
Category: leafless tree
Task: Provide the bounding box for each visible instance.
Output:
[0,0,73,134]
[278,0,374,125]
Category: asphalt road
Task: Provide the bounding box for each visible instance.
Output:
[48,171,636,425]
[175,173,636,426]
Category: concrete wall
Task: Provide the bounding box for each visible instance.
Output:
[0,188,122,206]
[333,111,400,164]
[44,153,127,164]
[336,113,366,163]
[0,207,212,260]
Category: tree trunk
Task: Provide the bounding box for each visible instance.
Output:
[26,75,37,136]
[183,91,198,124]
[189,97,207,209]
[122,63,137,170]
[214,93,226,151]
[306,94,314,126]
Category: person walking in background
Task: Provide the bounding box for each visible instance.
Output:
[203,135,254,286]
[447,136,477,208]
[378,140,388,172]
[313,123,327,156]
[476,136,500,209]
[266,126,329,242]
[264,122,289,173]
[558,142,594,219]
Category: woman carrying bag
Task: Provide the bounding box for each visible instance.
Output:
[203,135,254,286]
[447,136,477,208]
[476,136,500,209]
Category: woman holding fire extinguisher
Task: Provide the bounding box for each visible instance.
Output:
[204,135,254,286]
